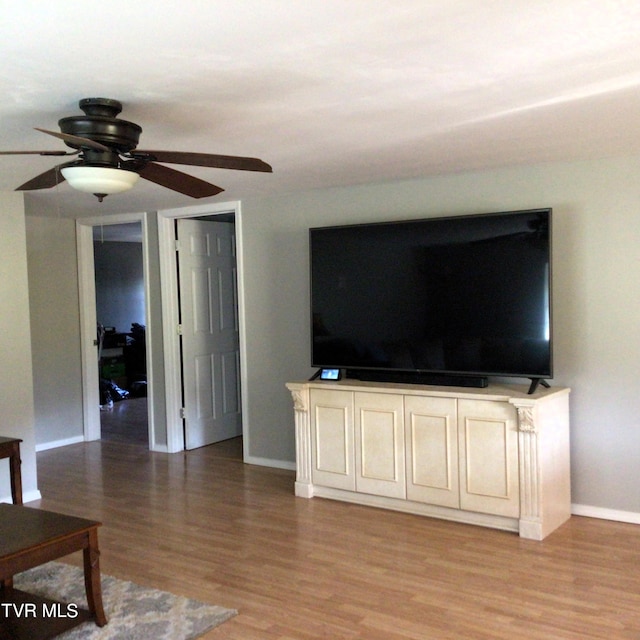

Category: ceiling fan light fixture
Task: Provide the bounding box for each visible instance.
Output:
[60,165,140,197]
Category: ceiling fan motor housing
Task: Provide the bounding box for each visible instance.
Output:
[58,98,142,152]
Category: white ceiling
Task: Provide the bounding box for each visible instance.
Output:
[3,1,640,219]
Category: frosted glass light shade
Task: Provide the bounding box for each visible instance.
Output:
[60,166,140,194]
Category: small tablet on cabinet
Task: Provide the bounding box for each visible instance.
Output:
[320,368,342,381]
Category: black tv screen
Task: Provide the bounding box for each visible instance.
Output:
[310,208,552,387]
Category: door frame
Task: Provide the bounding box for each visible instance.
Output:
[158,200,248,456]
[77,211,159,449]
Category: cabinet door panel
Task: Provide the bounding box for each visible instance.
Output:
[355,392,406,499]
[405,396,459,508]
[458,400,519,517]
[310,389,355,490]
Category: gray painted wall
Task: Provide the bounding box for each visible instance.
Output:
[94,239,145,334]
[26,216,83,447]
[0,193,37,501]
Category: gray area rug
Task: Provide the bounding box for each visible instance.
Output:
[13,561,237,639]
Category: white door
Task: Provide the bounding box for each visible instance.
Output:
[177,218,242,449]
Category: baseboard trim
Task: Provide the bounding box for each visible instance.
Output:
[36,435,85,452]
[572,503,640,525]
[23,489,42,503]
[243,455,296,471]
[1,489,41,504]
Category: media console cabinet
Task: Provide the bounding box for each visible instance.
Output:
[286,380,571,540]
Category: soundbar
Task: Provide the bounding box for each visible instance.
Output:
[345,369,489,388]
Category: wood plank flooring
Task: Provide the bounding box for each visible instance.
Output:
[100,396,148,446]
[32,440,640,639]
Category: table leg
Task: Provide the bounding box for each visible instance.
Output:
[83,529,107,627]
[9,443,22,505]
[1,576,13,592]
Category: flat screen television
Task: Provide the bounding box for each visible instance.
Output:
[309,208,552,393]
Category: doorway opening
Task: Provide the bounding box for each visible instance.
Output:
[77,212,159,451]
[94,222,149,446]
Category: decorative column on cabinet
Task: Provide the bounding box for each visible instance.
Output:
[286,382,313,497]
[513,401,540,539]
[511,392,571,541]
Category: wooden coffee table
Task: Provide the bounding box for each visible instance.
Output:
[0,504,107,639]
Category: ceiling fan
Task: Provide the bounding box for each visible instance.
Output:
[0,97,272,201]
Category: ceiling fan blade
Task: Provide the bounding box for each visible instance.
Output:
[134,150,272,173]
[16,166,66,191]
[139,162,224,198]
[35,128,111,152]
[0,150,73,156]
